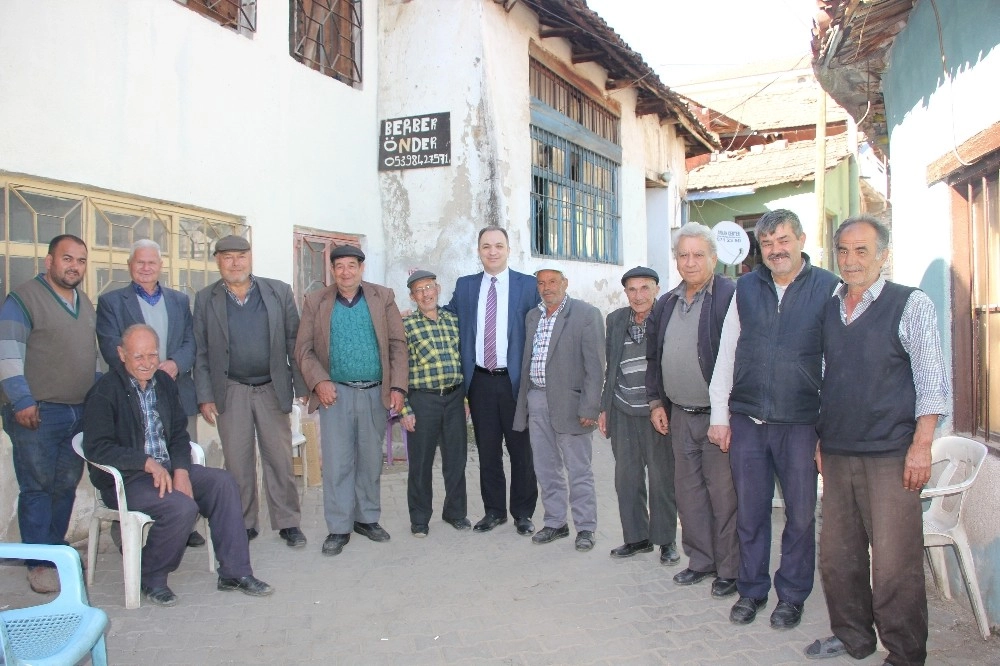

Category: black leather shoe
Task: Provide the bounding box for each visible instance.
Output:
[473,514,508,532]
[186,530,206,548]
[322,533,350,556]
[659,542,681,565]
[246,528,259,541]
[711,577,738,598]
[353,522,391,542]
[279,527,307,548]
[730,595,768,625]
[770,600,804,629]
[575,530,595,552]
[610,540,653,558]
[514,517,535,535]
[411,524,429,537]
[141,584,178,607]
[217,575,274,597]
[672,568,716,585]
[531,524,569,544]
[444,517,471,530]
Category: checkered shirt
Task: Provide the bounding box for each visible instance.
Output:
[400,308,462,416]
[835,277,951,417]
[529,296,568,388]
[224,274,257,306]
[129,375,170,464]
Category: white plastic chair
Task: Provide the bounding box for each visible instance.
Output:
[72,434,215,610]
[920,435,991,640]
[290,404,309,495]
[0,543,108,665]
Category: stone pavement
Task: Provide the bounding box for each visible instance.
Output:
[2,434,997,665]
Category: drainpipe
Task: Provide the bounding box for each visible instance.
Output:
[815,90,828,268]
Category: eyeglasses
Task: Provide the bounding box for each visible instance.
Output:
[411,283,437,294]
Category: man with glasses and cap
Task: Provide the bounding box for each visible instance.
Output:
[397,269,468,538]
[295,244,407,556]
[193,235,308,549]
[598,265,680,567]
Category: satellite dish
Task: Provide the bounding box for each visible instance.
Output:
[713,221,750,266]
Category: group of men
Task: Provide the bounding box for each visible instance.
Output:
[1,213,949,665]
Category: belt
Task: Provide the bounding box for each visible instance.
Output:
[239,380,272,388]
[675,405,710,415]
[475,365,508,376]
[413,384,461,396]
[338,380,382,390]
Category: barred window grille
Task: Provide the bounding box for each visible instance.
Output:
[290,0,363,86]
[175,0,257,36]
[530,59,619,145]
[530,126,620,264]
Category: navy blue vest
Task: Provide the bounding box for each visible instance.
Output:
[818,282,917,456]
[729,256,839,424]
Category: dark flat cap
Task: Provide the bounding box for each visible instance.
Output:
[620,265,659,285]
[213,235,251,255]
[406,269,437,288]
[330,245,365,262]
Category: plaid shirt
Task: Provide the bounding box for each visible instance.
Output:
[835,277,951,417]
[129,375,170,464]
[400,308,462,415]
[224,274,257,306]
[529,296,568,388]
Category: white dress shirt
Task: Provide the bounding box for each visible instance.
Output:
[476,268,510,368]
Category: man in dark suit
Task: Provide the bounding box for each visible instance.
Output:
[446,226,539,535]
[96,238,205,549]
[598,266,679,566]
[513,268,605,551]
[193,235,307,549]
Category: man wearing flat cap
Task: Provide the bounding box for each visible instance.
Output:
[513,268,605,552]
[295,244,407,556]
[193,235,308,549]
[598,265,679,566]
[397,270,468,537]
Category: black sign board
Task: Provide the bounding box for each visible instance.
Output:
[378,112,451,171]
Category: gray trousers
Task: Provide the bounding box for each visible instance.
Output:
[216,381,300,531]
[608,407,677,545]
[526,388,596,532]
[318,384,387,534]
[670,407,739,577]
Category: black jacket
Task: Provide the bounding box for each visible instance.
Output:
[82,365,192,498]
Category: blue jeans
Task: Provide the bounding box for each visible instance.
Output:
[3,401,85,568]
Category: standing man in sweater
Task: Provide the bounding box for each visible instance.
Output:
[0,234,98,593]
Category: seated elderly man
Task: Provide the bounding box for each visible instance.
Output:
[83,323,273,606]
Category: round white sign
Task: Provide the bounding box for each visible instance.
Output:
[713,221,751,266]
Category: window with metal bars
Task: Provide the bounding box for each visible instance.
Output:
[529,60,619,145]
[175,0,257,36]
[530,126,620,264]
[290,0,363,86]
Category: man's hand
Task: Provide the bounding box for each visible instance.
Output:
[14,404,40,430]
[707,425,731,452]
[199,402,219,426]
[401,414,416,432]
[579,416,597,428]
[145,457,173,498]
[172,468,194,499]
[390,391,405,414]
[158,359,179,379]
[315,380,337,408]
[597,411,608,438]
[650,406,669,435]
[903,440,932,491]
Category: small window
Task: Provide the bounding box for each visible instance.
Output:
[290,0,363,86]
[175,0,257,36]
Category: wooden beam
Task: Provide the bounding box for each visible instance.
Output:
[635,99,667,116]
[927,120,1000,185]
[571,50,605,64]
[604,78,633,91]
[539,28,577,39]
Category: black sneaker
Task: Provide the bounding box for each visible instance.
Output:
[278,527,307,548]
[353,521,390,542]
[531,525,569,544]
[411,524,429,538]
[322,533,350,556]
[141,584,179,607]
[217,575,274,597]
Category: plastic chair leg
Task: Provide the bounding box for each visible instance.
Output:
[953,539,992,639]
[87,516,100,586]
[928,546,952,599]
[204,518,216,573]
[91,633,109,666]
[121,518,150,610]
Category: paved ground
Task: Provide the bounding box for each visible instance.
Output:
[2,435,998,665]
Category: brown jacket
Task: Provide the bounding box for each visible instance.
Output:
[294,281,407,413]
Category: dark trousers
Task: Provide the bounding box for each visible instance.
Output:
[407,388,468,525]
[608,408,676,545]
[820,454,927,665]
[671,408,739,577]
[3,402,85,569]
[729,414,818,603]
[467,372,537,519]
[116,465,252,588]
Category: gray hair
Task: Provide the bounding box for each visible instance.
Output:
[672,222,717,258]
[755,209,803,239]
[129,239,162,262]
[120,323,160,348]
[834,216,891,254]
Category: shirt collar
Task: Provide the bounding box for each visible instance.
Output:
[835,275,886,301]
[132,281,163,305]
[128,374,157,393]
[537,295,569,319]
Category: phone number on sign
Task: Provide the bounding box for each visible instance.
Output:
[383,153,450,168]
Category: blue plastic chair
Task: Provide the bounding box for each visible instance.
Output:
[0,543,108,666]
